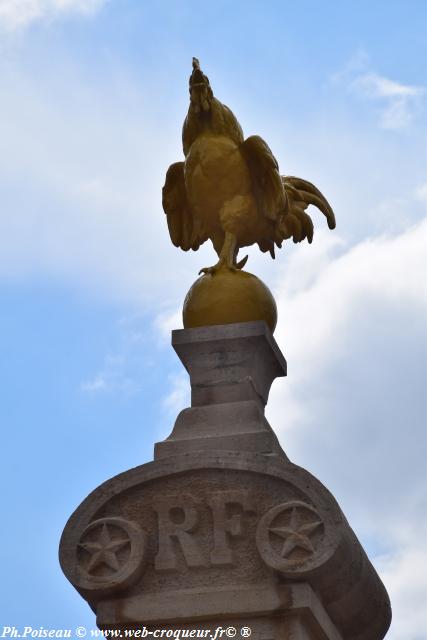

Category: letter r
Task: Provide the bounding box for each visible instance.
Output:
[154,494,206,570]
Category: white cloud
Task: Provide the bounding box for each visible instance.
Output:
[156,371,190,443]
[162,371,189,417]
[81,354,139,395]
[0,60,214,308]
[352,73,422,100]
[0,0,106,31]
[333,51,425,130]
[155,308,183,339]
[264,216,427,638]
[80,313,160,396]
[351,72,425,130]
[270,218,426,426]
[269,217,427,485]
[376,537,427,640]
[416,183,427,207]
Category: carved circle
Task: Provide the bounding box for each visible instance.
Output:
[73,517,147,595]
[256,500,329,577]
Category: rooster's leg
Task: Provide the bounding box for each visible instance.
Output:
[199,232,238,275]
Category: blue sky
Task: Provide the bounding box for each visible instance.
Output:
[0,1,426,638]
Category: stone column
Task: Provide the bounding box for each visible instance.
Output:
[60,321,391,640]
[155,321,286,459]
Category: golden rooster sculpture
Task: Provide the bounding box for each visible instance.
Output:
[163,58,336,276]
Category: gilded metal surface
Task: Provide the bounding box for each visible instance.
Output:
[183,268,277,332]
[163,59,336,330]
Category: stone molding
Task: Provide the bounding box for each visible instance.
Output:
[156,322,287,459]
[97,582,343,640]
[59,451,391,640]
[60,321,391,640]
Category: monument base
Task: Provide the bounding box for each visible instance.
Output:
[59,322,391,640]
[98,583,342,640]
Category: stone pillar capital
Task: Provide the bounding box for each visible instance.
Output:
[172,321,287,407]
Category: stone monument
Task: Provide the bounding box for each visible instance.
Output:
[60,60,392,639]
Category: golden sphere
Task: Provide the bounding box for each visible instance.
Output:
[183,268,277,333]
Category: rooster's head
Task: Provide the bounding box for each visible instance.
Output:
[189,58,213,114]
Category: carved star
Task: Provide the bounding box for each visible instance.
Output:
[79,523,130,573]
[269,507,322,558]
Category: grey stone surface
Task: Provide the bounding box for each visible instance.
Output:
[60,452,391,639]
[156,322,287,459]
[172,321,287,407]
[59,321,391,640]
[97,583,343,640]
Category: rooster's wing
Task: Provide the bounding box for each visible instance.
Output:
[240,136,336,248]
[162,162,207,251]
[240,135,287,222]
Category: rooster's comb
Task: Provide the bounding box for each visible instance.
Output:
[189,58,210,89]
